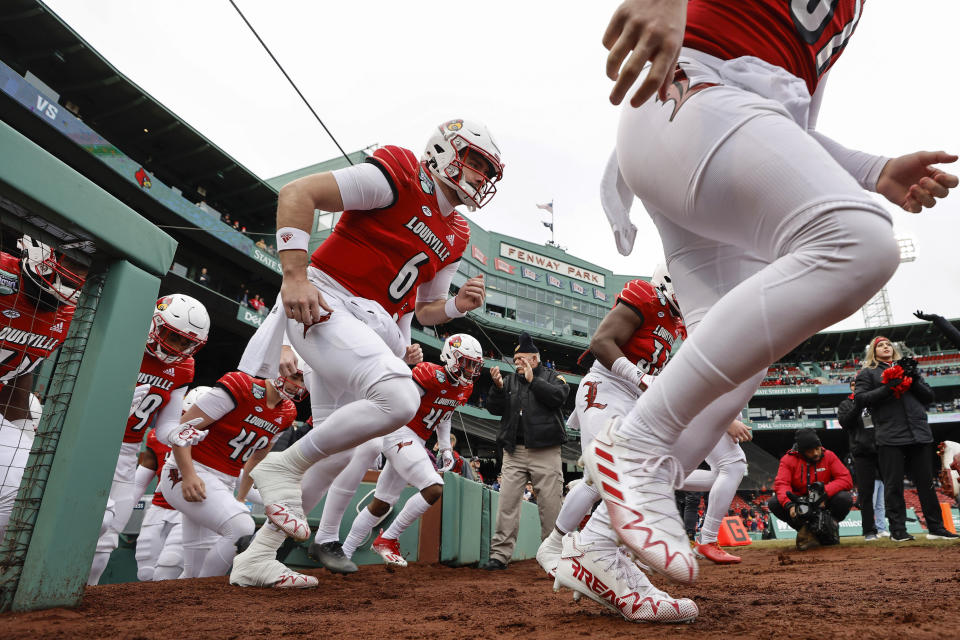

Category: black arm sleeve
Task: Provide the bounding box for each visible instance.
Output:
[931,315,960,350]
[529,373,570,409]
[854,371,894,407]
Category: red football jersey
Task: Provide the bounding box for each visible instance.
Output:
[123,352,195,444]
[190,371,297,477]
[409,362,473,441]
[0,252,76,390]
[310,146,470,318]
[616,280,686,375]
[145,428,174,510]
[684,0,863,94]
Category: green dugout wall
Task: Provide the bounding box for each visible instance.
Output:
[0,120,176,611]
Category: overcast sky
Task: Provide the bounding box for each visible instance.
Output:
[43,1,960,332]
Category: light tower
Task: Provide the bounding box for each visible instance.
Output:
[862,236,916,327]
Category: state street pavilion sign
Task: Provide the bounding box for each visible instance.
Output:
[499,242,605,287]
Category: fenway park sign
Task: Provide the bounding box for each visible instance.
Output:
[499,242,605,286]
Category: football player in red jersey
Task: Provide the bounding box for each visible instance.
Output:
[338,333,481,567]
[88,294,210,585]
[133,387,210,582]
[0,236,86,540]
[158,365,307,585]
[582,0,959,593]
[240,120,503,585]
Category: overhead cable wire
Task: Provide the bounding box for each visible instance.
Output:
[226,0,353,165]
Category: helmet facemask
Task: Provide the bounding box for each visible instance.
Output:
[18,236,87,307]
[446,350,483,386]
[274,371,308,402]
[442,138,502,209]
[148,319,206,364]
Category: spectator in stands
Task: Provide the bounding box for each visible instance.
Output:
[855,336,958,540]
[255,238,268,250]
[482,332,568,570]
[914,310,960,350]
[223,213,232,226]
[249,294,267,315]
[523,482,536,503]
[470,457,484,484]
[768,429,853,550]
[238,288,250,308]
[492,474,502,492]
[198,267,210,286]
[838,380,888,540]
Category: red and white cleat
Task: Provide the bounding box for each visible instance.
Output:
[230,555,318,589]
[582,418,698,585]
[264,503,310,542]
[553,532,698,624]
[372,530,407,567]
[694,541,742,565]
[251,452,310,541]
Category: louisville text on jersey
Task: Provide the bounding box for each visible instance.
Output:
[433,396,462,408]
[136,371,175,391]
[653,324,678,348]
[242,413,284,435]
[0,327,60,351]
[403,215,451,262]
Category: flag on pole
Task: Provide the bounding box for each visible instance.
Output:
[536,201,554,214]
[542,221,553,230]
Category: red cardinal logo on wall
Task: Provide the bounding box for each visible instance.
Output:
[135,167,152,189]
[660,66,719,122]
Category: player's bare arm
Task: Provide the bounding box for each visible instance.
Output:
[604,0,687,107]
[137,447,159,472]
[0,372,34,422]
[168,404,218,502]
[237,445,272,502]
[276,173,339,326]
[589,302,645,370]
[414,274,485,325]
[876,151,958,213]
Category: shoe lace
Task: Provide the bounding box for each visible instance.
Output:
[616,450,686,529]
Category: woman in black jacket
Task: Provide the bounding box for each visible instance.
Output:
[854,336,957,541]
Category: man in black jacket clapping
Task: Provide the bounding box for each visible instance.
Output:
[482,332,569,569]
[854,336,958,542]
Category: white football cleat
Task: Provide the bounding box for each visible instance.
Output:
[553,532,698,624]
[230,551,318,589]
[250,452,309,541]
[582,418,697,585]
[536,533,563,578]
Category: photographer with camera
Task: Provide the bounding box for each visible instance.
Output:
[854,337,958,541]
[768,429,853,550]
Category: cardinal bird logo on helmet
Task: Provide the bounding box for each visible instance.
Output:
[660,66,719,122]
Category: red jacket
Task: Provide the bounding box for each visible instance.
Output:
[775,448,852,508]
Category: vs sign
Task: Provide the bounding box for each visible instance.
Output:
[36,95,58,120]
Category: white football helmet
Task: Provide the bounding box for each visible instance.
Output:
[182,386,211,413]
[274,349,308,403]
[422,119,503,211]
[440,333,484,385]
[147,294,210,364]
[650,263,681,317]
[18,235,87,305]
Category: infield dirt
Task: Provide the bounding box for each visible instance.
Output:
[2,539,958,639]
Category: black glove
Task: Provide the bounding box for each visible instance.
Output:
[896,357,920,380]
[914,310,940,322]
